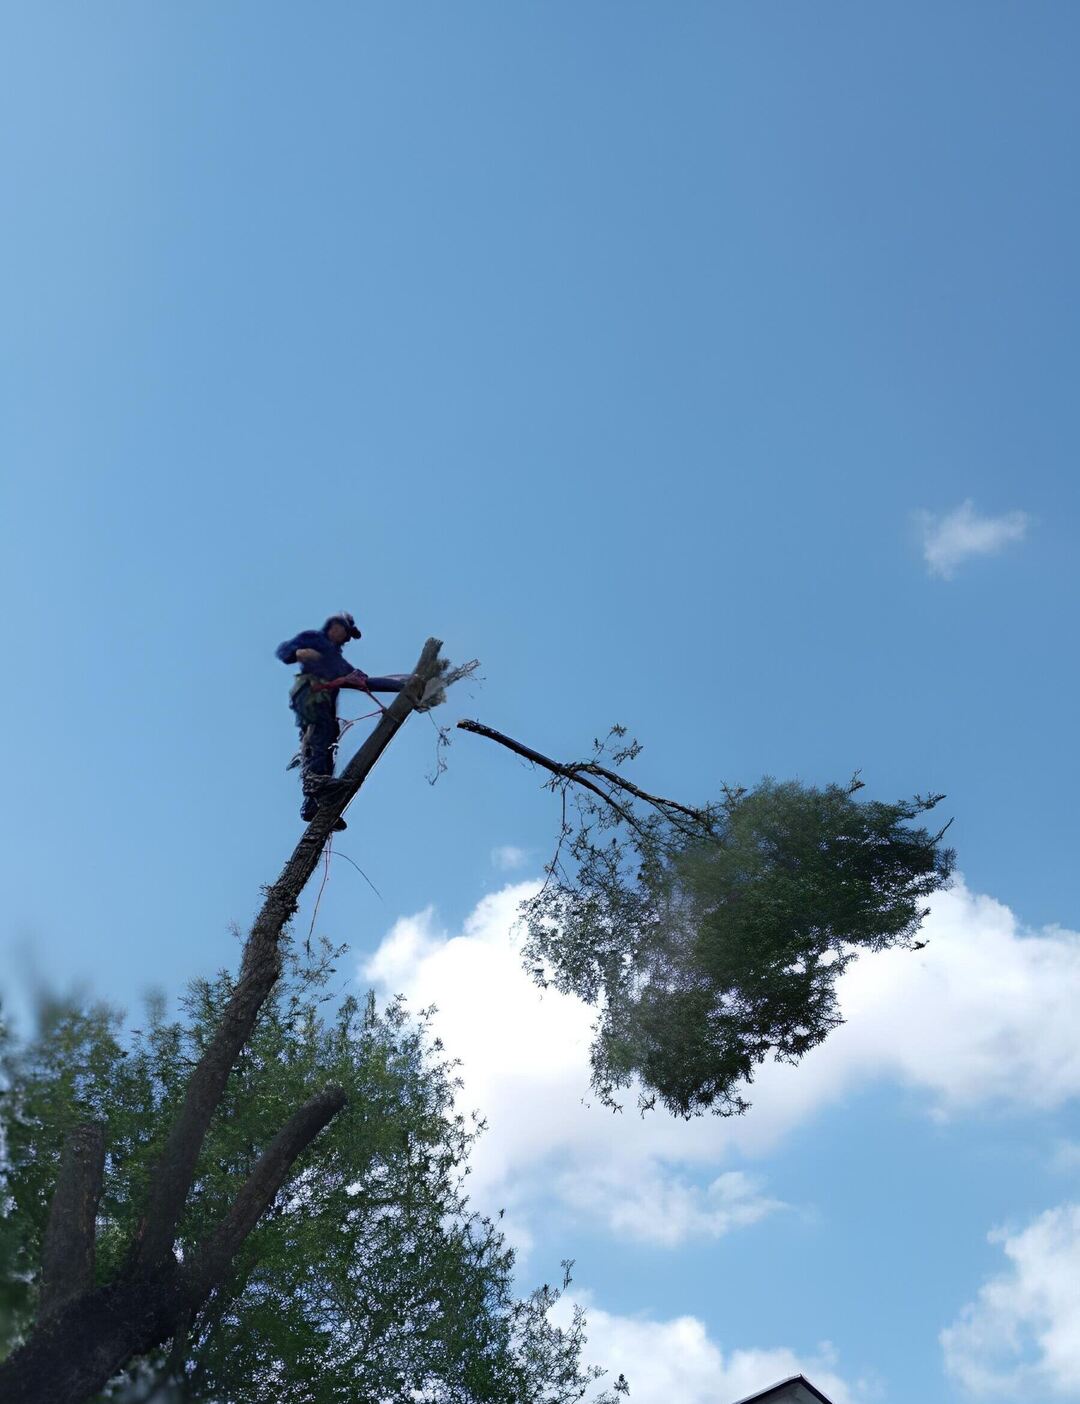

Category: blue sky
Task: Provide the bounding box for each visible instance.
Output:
[3,5,1079,1401]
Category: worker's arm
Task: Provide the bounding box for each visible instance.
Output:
[276,631,324,665]
[309,669,370,693]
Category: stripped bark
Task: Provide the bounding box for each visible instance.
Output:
[0,637,446,1404]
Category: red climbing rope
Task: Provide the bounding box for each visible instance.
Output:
[311,671,392,716]
[306,836,334,954]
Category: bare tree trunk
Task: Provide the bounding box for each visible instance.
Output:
[181,1085,347,1303]
[0,1276,183,1404]
[133,638,442,1272]
[0,638,446,1404]
[38,1123,105,1322]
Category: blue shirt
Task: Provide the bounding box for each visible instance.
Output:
[275,629,358,682]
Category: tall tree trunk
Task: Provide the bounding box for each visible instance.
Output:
[0,638,446,1404]
[38,1123,105,1322]
[0,1276,182,1404]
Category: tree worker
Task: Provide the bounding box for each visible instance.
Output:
[276,612,408,826]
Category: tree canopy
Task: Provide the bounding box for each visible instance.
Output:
[460,722,955,1119]
[0,941,622,1403]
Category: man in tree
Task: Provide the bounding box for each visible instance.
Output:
[276,611,410,826]
[0,633,951,1404]
[0,639,462,1404]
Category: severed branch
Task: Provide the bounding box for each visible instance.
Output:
[570,759,713,828]
[38,1122,105,1321]
[132,638,446,1271]
[456,720,643,832]
[456,718,715,839]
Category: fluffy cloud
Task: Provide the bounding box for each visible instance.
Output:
[491,844,528,872]
[941,1204,1080,1396]
[561,1298,860,1404]
[770,881,1080,1130]
[556,1165,785,1250]
[917,500,1028,579]
[362,878,1080,1249]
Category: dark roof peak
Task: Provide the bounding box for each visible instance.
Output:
[731,1374,836,1404]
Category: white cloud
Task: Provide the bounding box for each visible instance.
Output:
[556,1166,786,1249]
[362,878,1080,1251]
[941,1204,1080,1397]
[560,1297,861,1404]
[779,881,1080,1126]
[918,500,1028,579]
[364,905,441,989]
[491,844,528,872]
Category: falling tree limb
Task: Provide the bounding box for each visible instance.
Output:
[456,718,710,837]
[132,638,445,1271]
[456,719,640,827]
[38,1122,105,1322]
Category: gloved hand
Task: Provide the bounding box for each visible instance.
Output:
[311,671,367,693]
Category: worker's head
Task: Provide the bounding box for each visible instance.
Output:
[324,612,361,644]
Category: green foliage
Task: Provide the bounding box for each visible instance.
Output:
[524,735,954,1118]
[0,947,623,1403]
[0,991,132,1347]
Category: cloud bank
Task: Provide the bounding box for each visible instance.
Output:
[362,877,1080,1255]
[562,1298,861,1404]
[942,1204,1080,1397]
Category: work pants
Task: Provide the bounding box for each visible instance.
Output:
[290,676,407,796]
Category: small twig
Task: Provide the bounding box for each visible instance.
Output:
[333,849,384,900]
[534,786,571,909]
[571,760,712,828]
[426,714,452,785]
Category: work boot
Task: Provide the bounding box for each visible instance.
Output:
[309,774,349,798]
[300,798,346,831]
